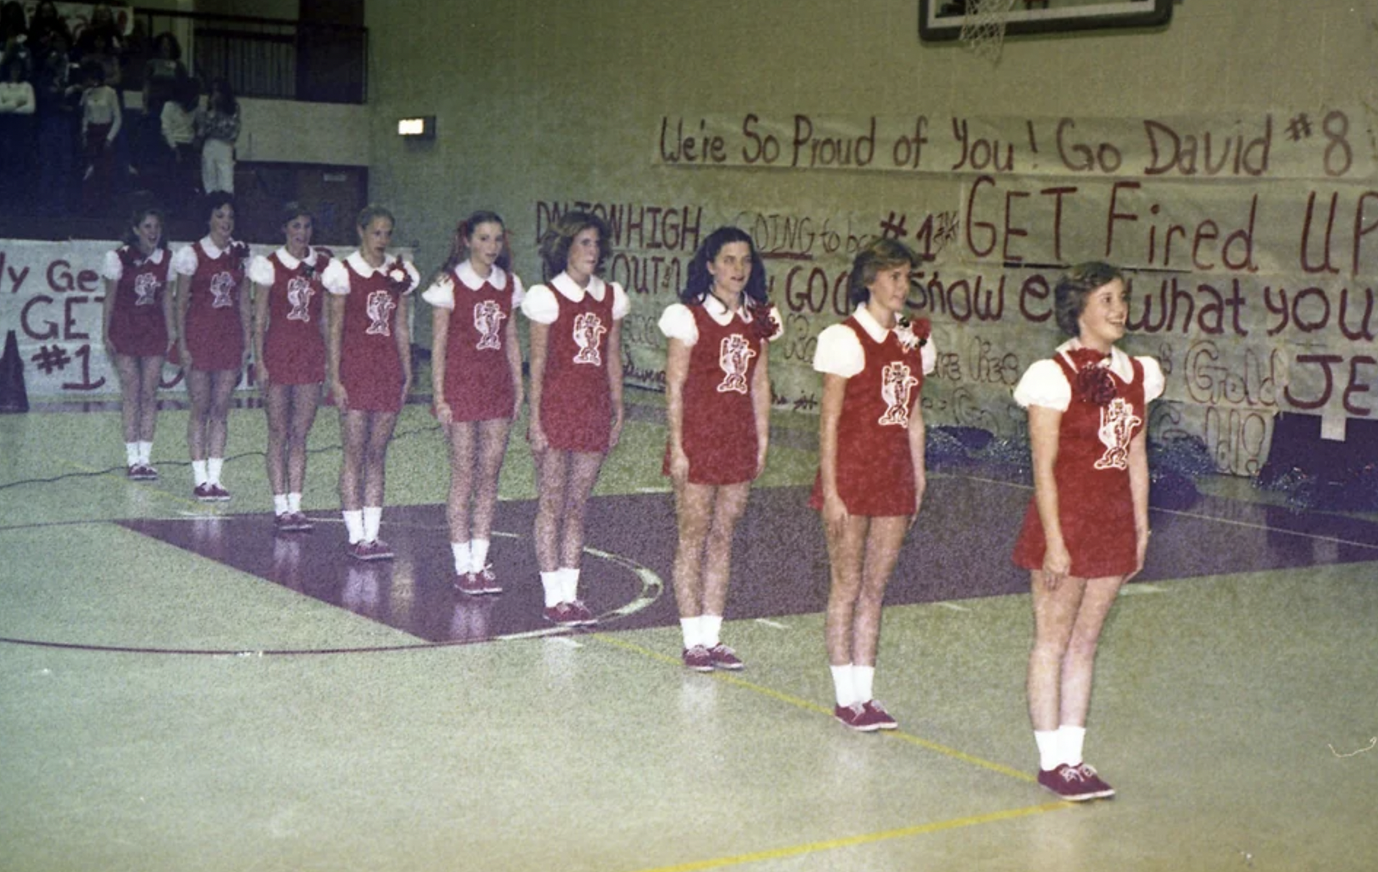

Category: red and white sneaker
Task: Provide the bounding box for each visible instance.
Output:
[208,484,231,502]
[454,571,487,596]
[347,541,371,561]
[834,703,879,732]
[860,699,898,730]
[567,599,597,626]
[471,564,504,592]
[543,602,580,626]
[707,644,744,671]
[193,483,216,502]
[140,464,159,481]
[289,512,314,532]
[682,645,713,672]
[1038,763,1115,801]
[274,513,295,534]
[366,538,394,561]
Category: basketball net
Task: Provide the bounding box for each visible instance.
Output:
[960,0,1019,62]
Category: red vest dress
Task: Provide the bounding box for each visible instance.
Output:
[262,250,328,385]
[809,317,924,517]
[1013,354,1147,578]
[107,246,171,357]
[442,269,518,422]
[184,241,246,371]
[663,304,764,485]
[540,286,615,453]
[339,260,407,413]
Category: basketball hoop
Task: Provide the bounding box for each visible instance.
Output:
[960,0,1020,62]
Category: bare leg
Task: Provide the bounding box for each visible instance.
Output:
[135,356,164,444]
[205,369,238,459]
[286,383,320,494]
[264,383,291,496]
[671,481,716,619]
[1059,574,1125,726]
[362,411,398,508]
[1027,572,1088,732]
[338,408,368,511]
[532,449,566,573]
[850,515,909,666]
[701,482,751,617]
[185,369,212,461]
[823,513,869,666]
[446,421,477,545]
[558,451,605,569]
[112,353,142,445]
[471,418,512,543]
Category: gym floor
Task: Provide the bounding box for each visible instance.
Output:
[2,392,1376,871]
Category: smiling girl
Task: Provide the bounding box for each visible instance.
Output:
[1011,261,1163,801]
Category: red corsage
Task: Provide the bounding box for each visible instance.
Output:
[746,301,782,342]
[1068,347,1117,406]
[386,264,412,294]
[894,316,930,352]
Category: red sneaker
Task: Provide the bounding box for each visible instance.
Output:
[471,563,502,595]
[707,644,744,671]
[289,512,314,532]
[860,699,898,730]
[543,602,580,626]
[834,703,878,731]
[682,645,713,672]
[366,538,394,561]
[193,483,216,502]
[140,464,159,481]
[1038,763,1115,801]
[347,541,370,561]
[209,483,231,502]
[567,599,597,626]
[454,571,487,596]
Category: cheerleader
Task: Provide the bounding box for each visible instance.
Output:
[101,206,174,480]
[322,205,418,560]
[172,192,251,501]
[423,211,524,594]
[658,227,780,670]
[1012,262,1163,801]
[250,203,331,533]
[521,211,628,627]
[811,238,933,732]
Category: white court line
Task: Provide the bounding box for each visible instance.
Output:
[1119,584,1166,595]
[548,636,583,648]
[755,618,790,630]
[937,602,971,612]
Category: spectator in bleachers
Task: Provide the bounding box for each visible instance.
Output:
[76,4,124,56]
[197,78,239,194]
[0,1,31,77]
[0,50,36,208]
[78,26,121,89]
[160,74,199,213]
[33,39,80,215]
[137,31,185,178]
[79,59,121,208]
[27,1,71,57]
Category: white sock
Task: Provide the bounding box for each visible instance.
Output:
[701,614,723,648]
[451,541,472,575]
[273,494,289,516]
[1035,730,1061,771]
[830,664,856,707]
[363,506,382,541]
[470,538,490,569]
[192,460,209,486]
[1059,725,1087,767]
[559,566,579,603]
[540,570,563,608]
[137,441,152,464]
[125,443,139,466]
[287,492,302,513]
[343,510,364,544]
[854,665,876,702]
[207,457,224,485]
[680,617,701,649]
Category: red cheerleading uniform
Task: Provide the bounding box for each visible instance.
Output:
[183,241,246,372]
[338,260,408,413]
[664,305,765,485]
[809,318,925,517]
[262,251,328,385]
[442,270,519,422]
[1012,354,1147,578]
[541,286,615,453]
[107,247,171,357]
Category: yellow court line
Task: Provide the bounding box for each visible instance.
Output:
[590,634,1035,784]
[625,801,1070,872]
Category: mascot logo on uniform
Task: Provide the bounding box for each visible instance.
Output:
[473,300,505,351]
[286,277,314,322]
[365,290,396,336]
[716,334,755,394]
[132,273,160,307]
[1093,398,1141,470]
[572,312,606,365]
[877,361,919,427]
[209,271,237,309]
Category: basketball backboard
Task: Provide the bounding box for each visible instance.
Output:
[919,0,1174,41]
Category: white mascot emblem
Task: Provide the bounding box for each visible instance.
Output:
[473,300,505,351]
[877,361,919,427]
[717,334,755,395]
[209,271,236,309]
[572,312,606,365]
[1094,398,1141,471]
[132,272,160,307]
[365,290,396,336]
[286,276,314,322]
